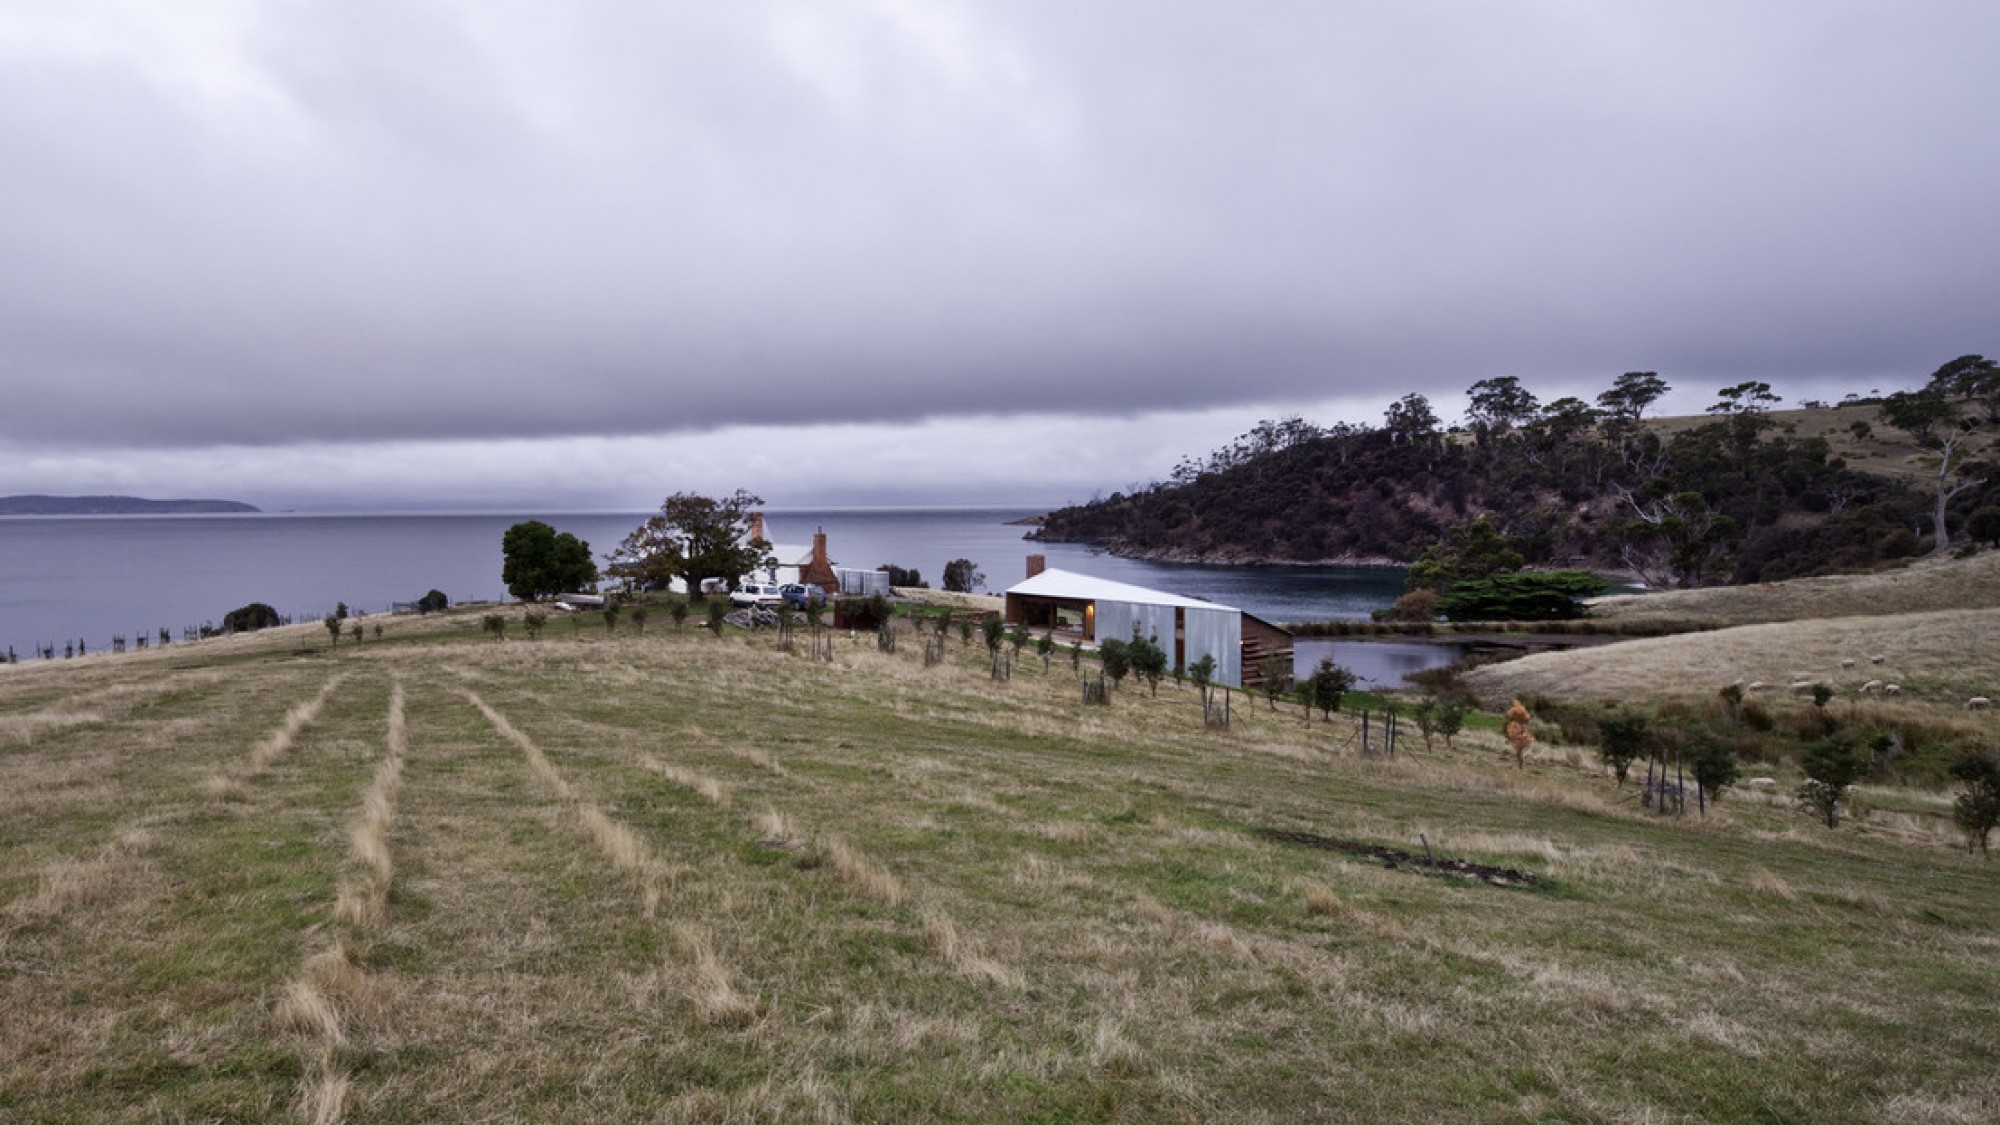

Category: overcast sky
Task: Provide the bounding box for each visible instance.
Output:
[3,1,1995,510]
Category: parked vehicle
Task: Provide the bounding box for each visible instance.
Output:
[780,583,826,608]
[730,582,784,607]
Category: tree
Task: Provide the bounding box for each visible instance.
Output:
[1435,699,1467,748]
[416,589,450,614]
[1949,754,2000,856]
[1687,731,1740,815]
[1596,710,1648,787]
[1188,653,1219,720]
[942,558,985,594]
[1308,658,1355,720]
[1612,490,1739,589]
[1799,735,1870,828]
[1465,376,1540,442]
[1436,571,1607,621]
[881,563,927,588]
[523,609,547,638]
[1707,380,1780,416]
[1258,653,1292,710]
[1383,393,1440,444]
[1128,632,1169,696]
[1503,700,1534,769]
[1406,515,1524,590]
[323,614,341,647]
[1933,354,2000,422]
[502,520,598,602]
[604,491,769,595]
[1879,362,1992,554]
[1967,507,2000,549]
[222,602,281,633]
[481,613,507,641]
[1596,371,1670,424]
[1098,637,1131,688]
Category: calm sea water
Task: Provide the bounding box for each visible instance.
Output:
[0,508,1412,668]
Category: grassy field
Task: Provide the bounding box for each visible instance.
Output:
[1587,550,2000,626]
[3,611,1997,1122]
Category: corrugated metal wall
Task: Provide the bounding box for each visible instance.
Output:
[1097,600,1243,688]
[1183,606,1241,688]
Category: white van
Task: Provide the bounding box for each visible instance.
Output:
[729,582,784,607]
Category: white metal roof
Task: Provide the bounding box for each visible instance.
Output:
[1004,567,1238,612]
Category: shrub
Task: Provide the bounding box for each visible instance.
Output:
[1099,638,1131,687]
[1799,733,1871,828]
[1949,754,2000,856]
[222,602,282,633]
[1309,659,1355,720]
[416,589,450,614]
[1596,710,1648,786]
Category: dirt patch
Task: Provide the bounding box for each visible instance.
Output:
[1254,827,1544,888]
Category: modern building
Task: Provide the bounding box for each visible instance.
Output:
[1002,557,1292,689]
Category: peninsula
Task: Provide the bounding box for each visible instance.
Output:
[0,494,260,515]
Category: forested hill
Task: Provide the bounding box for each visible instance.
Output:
[0,494,260,515]
[1031,367,2000,587]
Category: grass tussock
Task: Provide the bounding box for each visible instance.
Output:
[922,912,1026,990]
[752,806,797,847]
[820,838,903,907]
[672,925,754,1025]
[1748,868,1799,901]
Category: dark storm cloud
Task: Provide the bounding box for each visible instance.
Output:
[2,1,1996,454]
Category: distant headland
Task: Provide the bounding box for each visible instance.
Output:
[0,494,261,515]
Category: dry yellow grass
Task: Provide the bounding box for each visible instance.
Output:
[1468,606,2000,712]
[1592,548,2000,624]
[5,604,1998,1121]
[820,838,904,907]
[642,756,729,806]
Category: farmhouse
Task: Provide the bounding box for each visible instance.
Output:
[744,515,888,595]
[1003,557,1292,689]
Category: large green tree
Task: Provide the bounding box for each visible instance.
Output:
[501,521,598,602]
[605,491,770,594]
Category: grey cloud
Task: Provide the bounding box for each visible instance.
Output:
[0,2,1995,458]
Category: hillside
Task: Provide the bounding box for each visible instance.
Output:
[1032,396,1997,587]
[1588,548,2000,625]
[1467,547,2000,718]
[3,608,1996,1120]
[0,494,259,515]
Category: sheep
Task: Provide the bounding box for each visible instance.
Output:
[1970,697,1993,711]
[1746,681,1772,693]
[1789,681,1815,694]
[1748,777,1778,789]
[1885,684,1902,696]
[1870,654,1886,665]
[1859,680,1883,694]
[1840,658,1856,670]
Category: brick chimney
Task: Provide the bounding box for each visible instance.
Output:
[1027,554,1046,578]
[749,512,767,543]
[802,526,838,592]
